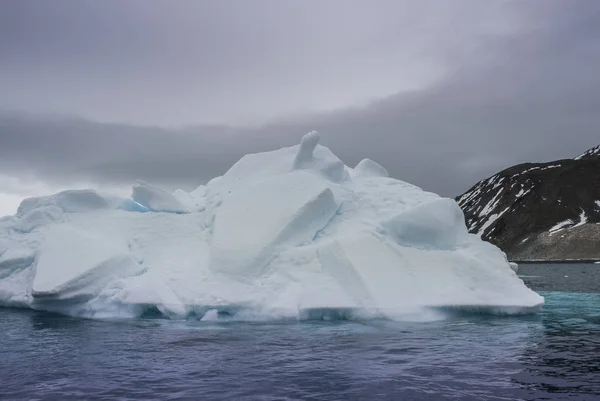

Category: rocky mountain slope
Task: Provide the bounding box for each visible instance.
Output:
[456,145,600,261]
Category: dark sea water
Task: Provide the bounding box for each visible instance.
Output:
[1,264,599,401]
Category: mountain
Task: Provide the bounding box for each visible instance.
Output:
[574,144,600,160]
[456,144,600,261]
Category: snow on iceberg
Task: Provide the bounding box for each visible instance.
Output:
[0,131,544,320]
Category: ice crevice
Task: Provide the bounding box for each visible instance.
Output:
[0,131,544,320]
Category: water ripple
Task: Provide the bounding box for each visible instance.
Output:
[1,292,599,400]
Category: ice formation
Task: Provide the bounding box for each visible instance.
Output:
[0,132,543,320]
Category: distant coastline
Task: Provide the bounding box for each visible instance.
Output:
[510,259,600,264]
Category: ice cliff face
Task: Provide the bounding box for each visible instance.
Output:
[0,132,543,320]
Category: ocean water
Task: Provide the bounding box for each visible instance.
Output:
[1,264,599,401]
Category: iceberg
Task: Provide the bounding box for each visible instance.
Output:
[0,132,543,320]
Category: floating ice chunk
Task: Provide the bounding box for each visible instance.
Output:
[0,131,544,319]
[132,181,189,213]
[353,159,389,178]
[509,262,519,273]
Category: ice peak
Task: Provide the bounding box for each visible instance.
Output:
[293,131,320,169]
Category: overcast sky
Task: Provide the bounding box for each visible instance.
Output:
[1,0,600,216]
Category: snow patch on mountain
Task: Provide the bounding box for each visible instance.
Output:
[575,145,600,160]
[549,219,573,235]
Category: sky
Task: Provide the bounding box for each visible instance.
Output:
[1,0,600,216]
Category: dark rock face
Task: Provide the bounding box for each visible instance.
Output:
[456,145,600,261]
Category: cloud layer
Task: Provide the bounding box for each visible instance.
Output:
[1,0,600,215]
[2,0,529,126]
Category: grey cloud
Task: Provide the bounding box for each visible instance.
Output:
[1,0,600,197]
[1,0,522,126]
[0,114,246,190]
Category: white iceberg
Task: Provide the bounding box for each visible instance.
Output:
[0,131,543,320]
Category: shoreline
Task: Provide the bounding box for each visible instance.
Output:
[510,259,600,264]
